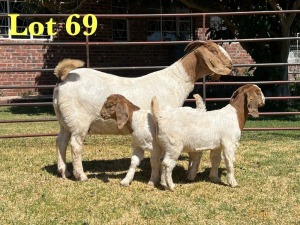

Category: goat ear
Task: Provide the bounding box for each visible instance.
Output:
[198,43,232,76]
[184,40,207,52]
[247,92,259,118]
[115,102,129,129]
[230,89,239,100]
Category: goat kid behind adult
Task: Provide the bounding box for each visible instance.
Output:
[100,94,206,186]
[151,84,265,191]
[53,41,232,181]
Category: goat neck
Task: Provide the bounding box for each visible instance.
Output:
[229,92,248,131]
[180,51,199,83]
[125,105,140,134]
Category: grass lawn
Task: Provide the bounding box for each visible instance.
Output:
[0,106,299,224]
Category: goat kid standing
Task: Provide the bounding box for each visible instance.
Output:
[151,84,265,191]
[100,94,206,186]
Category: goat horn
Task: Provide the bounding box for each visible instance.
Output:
[184,40,207,52]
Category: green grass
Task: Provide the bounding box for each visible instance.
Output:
[0,106,300,224]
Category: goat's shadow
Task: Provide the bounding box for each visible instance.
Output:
[43,156,227,187]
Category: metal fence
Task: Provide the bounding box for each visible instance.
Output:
[0,10,300,138]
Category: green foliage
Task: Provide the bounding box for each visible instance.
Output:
[290,78,300,95]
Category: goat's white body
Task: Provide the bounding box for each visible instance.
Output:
[131,111,157,151]
[159,105,241,153]
[54,62,193,135]
[155,104,241,190]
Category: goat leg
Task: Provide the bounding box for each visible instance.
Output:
[56,127,72,179]
[121,147,144,186]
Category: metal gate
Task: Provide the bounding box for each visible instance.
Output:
[0,10,300,138]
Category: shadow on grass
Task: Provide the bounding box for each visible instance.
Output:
[43,157,228,187]
[43,157,132,182]
[8,105,55,116]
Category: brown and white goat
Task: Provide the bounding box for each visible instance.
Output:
[53,41,232,181]
[151,84,265,191]
[100,94,206,186]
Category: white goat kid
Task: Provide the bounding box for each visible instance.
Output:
[100,94,206,186]
[53,41,232,181]
[151,84,265,191]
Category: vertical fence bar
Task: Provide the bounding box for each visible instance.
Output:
[85,27,90,67]
[0,11,300,139]
[160,0,163,41]
[202,14,207,102]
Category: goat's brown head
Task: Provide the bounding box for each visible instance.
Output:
[183,41,233,81]
[100,94,140,130]
[230,84,265,118]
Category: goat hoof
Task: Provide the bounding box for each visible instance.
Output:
[160,182,168,190]
[186,174,196,182]
[74,173,88,181]
[210,176,221,184]
[120,179,130,187]
[61,170,72,179]
[80,176,88,182]
[168,184,175,191]
[147,181,155,187]
[229,180,238,188]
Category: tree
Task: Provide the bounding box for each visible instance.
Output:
[179,0,300,96]
[24,0,90,13]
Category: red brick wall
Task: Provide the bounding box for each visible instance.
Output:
[0,40,48,97]
[223,42,255,75]
[0,40,254,97]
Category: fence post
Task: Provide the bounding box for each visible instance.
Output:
[86,27,90,67]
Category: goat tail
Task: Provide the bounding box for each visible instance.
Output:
[151,96,161,123]
[193,94,206,112]
[54,59,85,81]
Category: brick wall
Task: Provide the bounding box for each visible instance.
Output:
[0,40,48,97]
[223,42,255,76]
[0,39,254,97]
[0,0,255,98]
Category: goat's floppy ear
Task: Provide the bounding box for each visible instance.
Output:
[115,102,129,129]
[198,42,232,76]
[247,92,259,118]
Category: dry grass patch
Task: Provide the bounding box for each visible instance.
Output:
[0,131,299,224]
[0,106,299,224]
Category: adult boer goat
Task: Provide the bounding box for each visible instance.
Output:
[151,84,265,191]
[53,41,232,181]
